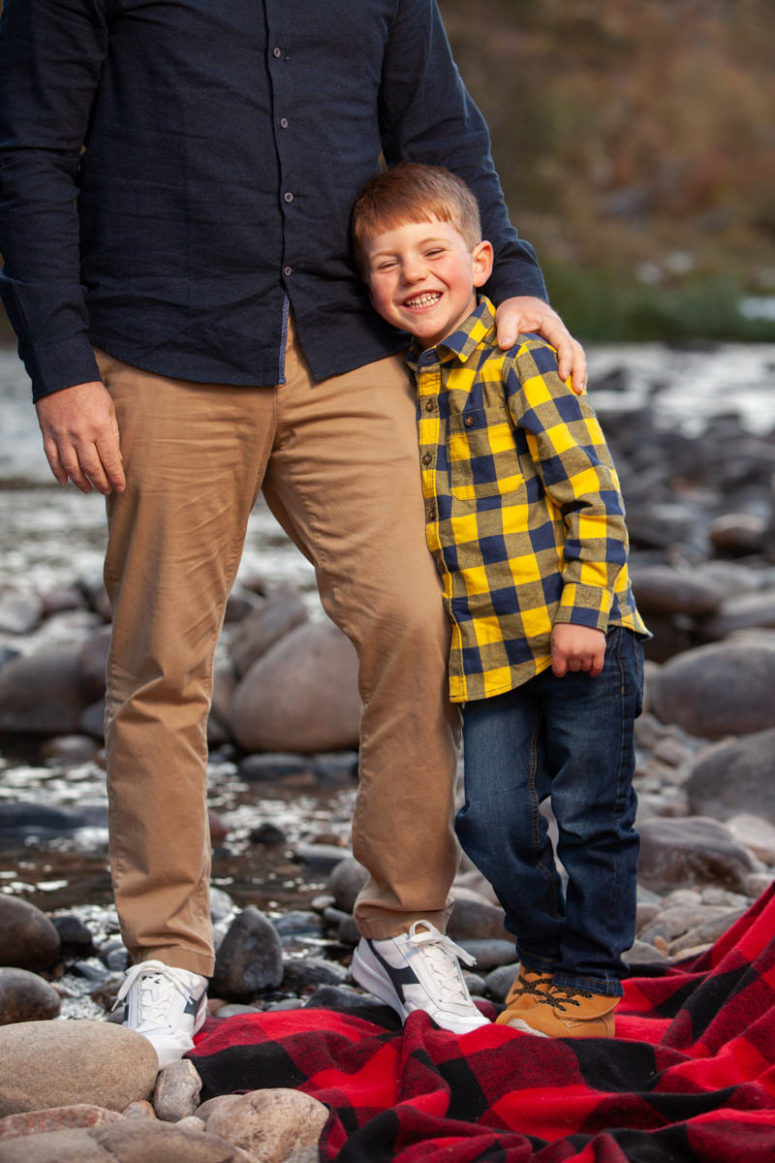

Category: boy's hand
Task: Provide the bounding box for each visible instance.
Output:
[551,623,606,678]
[35,381,126,495]
[494,296,587,395]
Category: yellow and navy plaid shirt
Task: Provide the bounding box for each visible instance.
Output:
[406,298,648,704]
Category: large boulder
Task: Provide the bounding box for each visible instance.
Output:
[637,816,757,894]
[649,639,775,739]
[229,620,360,753]
[685,729,775,824]
[0,1020,159,1116]
[629,565,724,618]
[695,590,775,642]
[227,588,308,678]
[0,647,94,735]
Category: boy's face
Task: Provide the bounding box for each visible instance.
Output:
[362,217,493,349]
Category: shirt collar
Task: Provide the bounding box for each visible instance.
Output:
[406,296,497,371]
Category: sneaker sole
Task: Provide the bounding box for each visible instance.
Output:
[502,1016,550,1037]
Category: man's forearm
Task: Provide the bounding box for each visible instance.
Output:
[0,0,109,399]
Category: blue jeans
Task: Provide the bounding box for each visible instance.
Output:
[457,626,644,997]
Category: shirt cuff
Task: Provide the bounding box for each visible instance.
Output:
[20,335,103,403]
[555,583,613,633]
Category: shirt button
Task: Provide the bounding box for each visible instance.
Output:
[424,399,434,412]
[280,117,289,128]
[272,46,282,58]
[464,415,475,427]
[283,191,294,203]
[427,505,436,520]
[283,265,293,277]
[421,452,432,466]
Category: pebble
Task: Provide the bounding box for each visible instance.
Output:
[0,968,61,1024]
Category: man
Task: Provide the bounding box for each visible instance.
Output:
[0,0,586,1064]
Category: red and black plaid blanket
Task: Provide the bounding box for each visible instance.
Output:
[189,885,775,1161]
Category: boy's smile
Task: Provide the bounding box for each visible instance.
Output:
[363,217,493,349]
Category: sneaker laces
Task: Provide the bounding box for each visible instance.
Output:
[114,959,198,1027]
[407,921,476,1002]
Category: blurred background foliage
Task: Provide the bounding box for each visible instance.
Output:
[440,0,775,340]
[0,0,773,344]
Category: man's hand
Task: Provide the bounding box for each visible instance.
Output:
[494,296,587,395]
[35,380,125,495]
[551,623,606,678]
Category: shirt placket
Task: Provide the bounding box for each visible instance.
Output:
[415,354,446,578]
[264,3,296,297]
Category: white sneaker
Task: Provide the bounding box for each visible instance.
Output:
[116,959,209,1068]
[350,920,490,1034]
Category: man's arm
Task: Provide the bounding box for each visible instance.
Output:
[0,0,109,401]
[378,0,585,389]
[0,0,123,490]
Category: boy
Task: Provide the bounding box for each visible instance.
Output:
[351,164,649,1038]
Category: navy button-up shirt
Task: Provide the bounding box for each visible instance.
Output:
[0,0,547,401]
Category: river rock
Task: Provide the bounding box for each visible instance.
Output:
[0,968,61,1024]
[0,1019,159,1116]
[281,957,349,995]
[0,1119,255,1162]
[0,897,60,970]
[153,1059,202,1122]
[0,646,94,735]
[685,729,775,823]
[694,589,775,641]
[51,914,96,958]
[228,619,360,754]
[726,814,775,864]
[327,857,369,914]
[447,893,510,943]
[202,1088,329,1162]
[227,588,308,678]
[39,734,101,765]
[649,638,775,738]
[77,625,111,701]
[210,662,238,731]
[629,565,723,617]
[708,512,767,557]
[0,1104,123,1141]
[211,907,284,1000]
[625,500,703,551]
[0,585,44,635]
[637,816,757,894]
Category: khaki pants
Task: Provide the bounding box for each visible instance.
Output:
[97,320,460,976]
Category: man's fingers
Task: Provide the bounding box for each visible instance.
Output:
[555,336,587,395]
[96,436,126,493]
[41,436,70,487]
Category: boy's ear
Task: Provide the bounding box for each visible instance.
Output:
[472,240,494,287]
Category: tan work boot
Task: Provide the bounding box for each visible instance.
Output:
[501,984,618,1038]
[495,966,554,1025]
